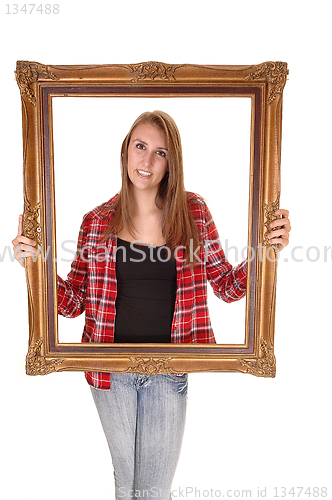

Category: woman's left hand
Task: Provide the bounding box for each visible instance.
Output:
[267,209,291,251]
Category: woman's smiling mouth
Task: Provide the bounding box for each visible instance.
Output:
[136,169,153,178]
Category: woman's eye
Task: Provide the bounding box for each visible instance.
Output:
[136,143,145,150]
[157,150,166,157]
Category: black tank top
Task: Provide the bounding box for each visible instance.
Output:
[114,238,177,343]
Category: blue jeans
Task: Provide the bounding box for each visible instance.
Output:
[90,373,188,500]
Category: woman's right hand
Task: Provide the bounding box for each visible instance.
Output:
[12,215,39,267]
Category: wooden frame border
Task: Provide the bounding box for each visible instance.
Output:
[16,60,288,378]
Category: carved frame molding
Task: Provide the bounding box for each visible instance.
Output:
[16,60,288,378]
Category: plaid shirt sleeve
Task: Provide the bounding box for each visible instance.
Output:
[201,199,247,302]
[57,220,88,318]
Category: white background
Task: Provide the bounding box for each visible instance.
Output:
[53,96,250,343]
[1,1,331,500]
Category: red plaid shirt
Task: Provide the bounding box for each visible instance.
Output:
[57,192,247,390]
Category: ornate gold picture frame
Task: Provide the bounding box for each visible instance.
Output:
[16,60,288,378]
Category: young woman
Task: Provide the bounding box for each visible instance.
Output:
[12,110,291,500]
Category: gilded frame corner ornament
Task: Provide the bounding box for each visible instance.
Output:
[15,60,58,105]
[16,60,287,378]
[246,61,288,104]
[239,338,276,378]
[26,338,64,375]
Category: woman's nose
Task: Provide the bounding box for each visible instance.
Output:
[142,151,154,167]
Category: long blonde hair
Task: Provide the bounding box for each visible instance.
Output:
[102,110,200,265]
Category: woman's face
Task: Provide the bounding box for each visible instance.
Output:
[127,123,168,196]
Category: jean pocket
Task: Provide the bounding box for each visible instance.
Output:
[165,373,188,396]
